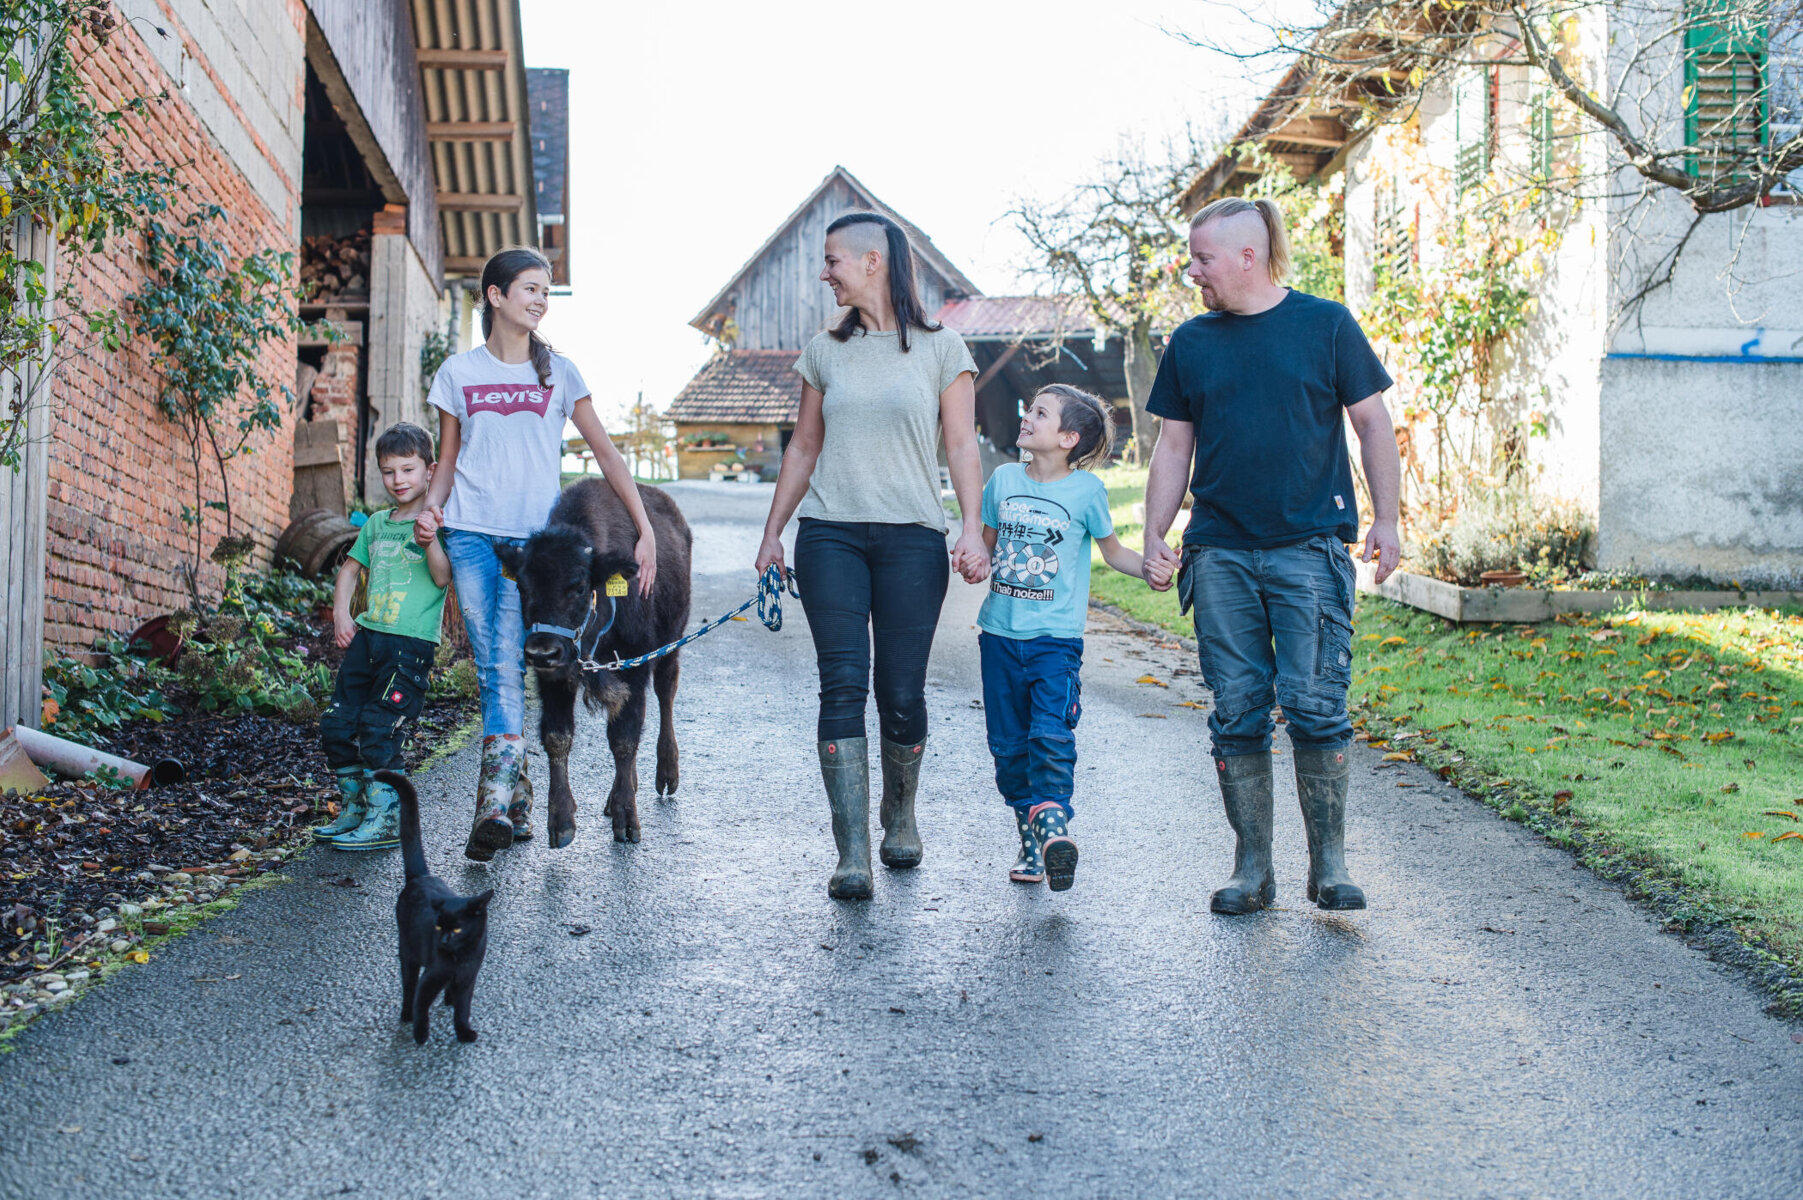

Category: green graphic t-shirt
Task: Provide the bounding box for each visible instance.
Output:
[349,509,448,645]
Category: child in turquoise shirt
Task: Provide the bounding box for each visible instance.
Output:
[979,385,1149,891]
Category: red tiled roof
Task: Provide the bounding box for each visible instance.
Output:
[934,295,1120,340]
[667,349,802,425]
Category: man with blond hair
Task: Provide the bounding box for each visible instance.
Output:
[1141,196,1403,916]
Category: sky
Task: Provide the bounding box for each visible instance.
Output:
[518,0,1289,427]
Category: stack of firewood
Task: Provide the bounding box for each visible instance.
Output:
[301,228,372,301]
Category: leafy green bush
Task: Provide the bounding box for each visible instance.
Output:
[41,639,179,738]
[431,658,479,702]
[1414,485,1594,586]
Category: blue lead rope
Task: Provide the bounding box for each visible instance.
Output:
[575,565,798,674]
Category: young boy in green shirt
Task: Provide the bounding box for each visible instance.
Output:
[313,422,452,851]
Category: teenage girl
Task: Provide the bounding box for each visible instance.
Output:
[978,385,1162,890]
[415,247,658,861]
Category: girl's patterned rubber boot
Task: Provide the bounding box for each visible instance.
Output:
[1028,802,1078,892]
[1008,807,1044,883]
[465,734,524,862]
[509,760,534,842]
[312,767,368,841]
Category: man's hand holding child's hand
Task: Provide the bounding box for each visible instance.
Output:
[1142,537,1181,592]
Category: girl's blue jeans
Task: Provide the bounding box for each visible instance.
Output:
[1180,534,1356,758]
[443,528,527,737]
[979,632,1082,816]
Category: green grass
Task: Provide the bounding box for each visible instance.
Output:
[1085,466,1803,996]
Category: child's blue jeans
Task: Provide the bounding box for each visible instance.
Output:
[979,632,1083,816]
[443,528,527,737]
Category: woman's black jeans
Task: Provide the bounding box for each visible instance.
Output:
[794,518,949,744]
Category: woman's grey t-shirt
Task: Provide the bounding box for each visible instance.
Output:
[793,324,978,530]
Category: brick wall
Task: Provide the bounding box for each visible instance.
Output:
[44,6,307,653]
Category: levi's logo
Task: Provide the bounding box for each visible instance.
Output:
[464,381,553,417]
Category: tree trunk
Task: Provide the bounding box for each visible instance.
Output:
[1122,316,1159,465]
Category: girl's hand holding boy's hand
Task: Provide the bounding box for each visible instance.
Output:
[413,505,443,547]
[334,610,357,649]
[634,532,658,596]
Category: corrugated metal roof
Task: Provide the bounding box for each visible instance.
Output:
[935,295,1101,340]
[410,0,540,276]
[667,350,803,425]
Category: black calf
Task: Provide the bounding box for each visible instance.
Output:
[496,479,692,845]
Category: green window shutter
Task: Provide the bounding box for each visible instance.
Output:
[1455,69,1495,194]
[1684,0,1769,181]
[1531,84,1556,181]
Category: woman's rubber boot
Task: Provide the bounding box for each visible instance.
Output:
[877,737,924,869]
[333,773,402,851]
[1028,802,1078,892]
[465,734,524,862]
[1008,806,1045,883]
[1209,753,1276,915]
[1294,745,1366,910]
[819,738,872,900]
[509,760,534,842]
[312,767,368,842]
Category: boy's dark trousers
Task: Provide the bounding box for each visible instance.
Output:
[319,628,434,771]
[978,632,1083,814]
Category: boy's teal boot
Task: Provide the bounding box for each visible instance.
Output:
[312,767,368,842]
[333,772,402,851]
[1028,802,1078,892]
[1008,806,1044,883]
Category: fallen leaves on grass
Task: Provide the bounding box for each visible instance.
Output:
[1762,810,1800,822]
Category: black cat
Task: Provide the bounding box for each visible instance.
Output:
[381,770,493,1045]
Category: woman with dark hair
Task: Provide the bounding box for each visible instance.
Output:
[755,211,990,900]
[415,247,658,861]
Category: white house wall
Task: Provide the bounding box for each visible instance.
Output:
[1596,0,1803,583]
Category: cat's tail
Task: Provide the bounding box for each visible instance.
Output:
[375,770,429,881]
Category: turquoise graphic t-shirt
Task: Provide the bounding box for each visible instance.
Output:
[978,463,1114,640]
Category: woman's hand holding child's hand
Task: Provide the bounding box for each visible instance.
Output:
[952,532,991,585]
[413,505,443,548]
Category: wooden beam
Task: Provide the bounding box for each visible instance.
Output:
[416,48,508,70]
[436,192,525,212]
[427,121,516,141]
[444,257,487,274]
[974,342,1024,397]
[1267,132,1347,150]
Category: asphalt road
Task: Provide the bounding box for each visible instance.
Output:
[2,482,1800,1200]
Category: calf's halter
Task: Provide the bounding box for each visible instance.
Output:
[527,589,617,667]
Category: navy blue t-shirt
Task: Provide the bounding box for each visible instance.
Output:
[1146,290,1392,549]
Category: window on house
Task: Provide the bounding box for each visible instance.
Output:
[1374,182,1413,281]
[1529,84,1557,182]
[1685,1,1769,183]
[1454,67,1497,194]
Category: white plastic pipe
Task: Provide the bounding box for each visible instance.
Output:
[6,724,184,789]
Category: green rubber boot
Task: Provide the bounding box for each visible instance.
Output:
[1008,807,1044,883]
[877,737,924,869]
[1209,753,1275,915]
[332,773,401,851]
[1295,745,1366,910]
[819,737,872,900]
[312,767,368,841]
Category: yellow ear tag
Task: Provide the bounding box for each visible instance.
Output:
[605,572,629,598]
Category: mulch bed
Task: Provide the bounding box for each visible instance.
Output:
[0,698,473,989]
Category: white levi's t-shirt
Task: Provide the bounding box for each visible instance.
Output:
[427,345,589,538]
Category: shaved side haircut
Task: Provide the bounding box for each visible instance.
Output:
[1190,196,1293,285]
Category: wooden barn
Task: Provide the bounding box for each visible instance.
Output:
[667,166,980,480]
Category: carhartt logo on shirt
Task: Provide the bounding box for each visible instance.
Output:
[463,382,553,417]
